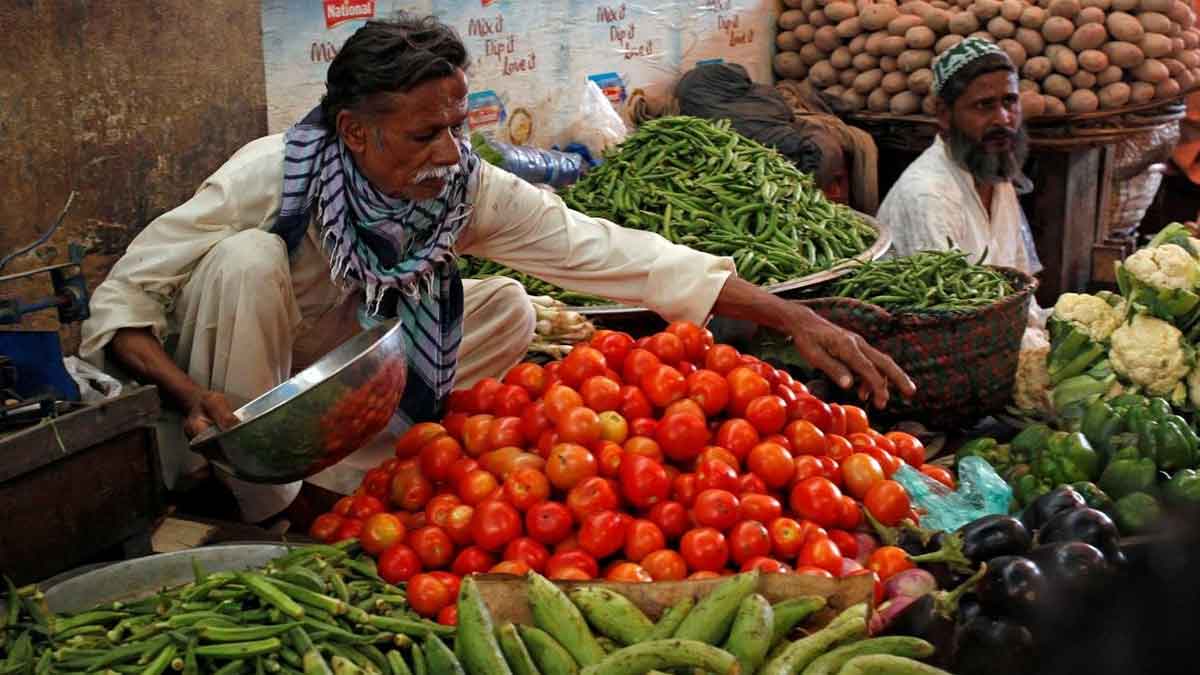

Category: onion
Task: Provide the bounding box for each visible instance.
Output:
[853,533,879,565]
[883,568,938,600]
[869,595,917,635]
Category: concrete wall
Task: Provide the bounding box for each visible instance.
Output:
[0,1,267,352]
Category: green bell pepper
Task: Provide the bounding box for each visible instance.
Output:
[1114,492,1163,534]
[1163,469,1200,505]
[1147,397,1174,420]
[955,438,1012,471]
[1154,416,1195,472]
[1068,481,1118,520]
[1033,432,1102,484]
[1011,424,1054,461]
[1080,399,1123,462]
[1098,446,1158,500]
[1015,473,1052,507]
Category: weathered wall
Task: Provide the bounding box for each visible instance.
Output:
[0,1,267,352]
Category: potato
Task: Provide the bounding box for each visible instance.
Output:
[778,31,803,51]
[925,9,952,31]
[1108,11,1146,40]
[1068,22,1108,50]
[922,93,940,114]
[868,88,893,111]
[1021,91,1048,116]
[888,14,924,35]
[1103,40,1148,66]
[883,35,910,54]
[1017,26,1048,54]
[849,32,870,53]
[815,25,842,51]
[1187,29,1200,49]
[932,1,953,9]
[1043,94,1068,112]
[1097,64,1125,83]
[1001,0,1025,20]
[1173,36,1188,54]
[1020,6,1047,28]
[986,16,1016,37]
[802,43,828,65]
[1163,56,1187,74]
[854,51,881,69]
[890,90,923,113]
[1170,0,1196,28]
[824,84,847,98]
[1182,49,1200,67]
[866,30,890,54]
[1134,57,1171,80]
[1129,80,1156,101]
[785,0,805,6]
[1045,42,1073,58]
[1066,88,1100,110]
[1044,72,1075,97]
[937,33,966,52]
[910,67,936,93]
[837,17,865,37]
[1077,6,1106,23]
[1169,22,1183,37]
[826,1,859,21]
[950,10,981,33]
[881,54,901,71]
[1178,67,1197,89]
[776,52,810,78]
[969,30,998,41]
[882,70,911,92]
[1024,54,1055,78]
[1096,81,1133,106]
[1139,0,1172,11]
[999,38,1029,67]
[900,0,933,15]
[831,46,855,68]
[906,25,937,48]
[841,67,860,85]
[861,4,901,29]
[839,89,868,111]
[1157,76,1182,96]
[1053,48,1080,73]
[1081,0,1111,8]
[810,9,831,26]
[1112,0,1139,9]
[1141,33,1174,57]
[1072,69,1099,87]
[1079,48,1110,71]
[973,0,1003,19]
[781,9,808,29]
[1043,16,1076,41]
[1139,11,1172,33]
[1051,0,1082,17]
[795,24,818,42]
[1019,78,1042,91]
[899,48,935,71]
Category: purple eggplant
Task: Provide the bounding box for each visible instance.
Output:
[1035,507,1125,566]
[959,515,1032,562]
[977,555,1047,621]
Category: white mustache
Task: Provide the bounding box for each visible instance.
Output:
[412,163,461,183]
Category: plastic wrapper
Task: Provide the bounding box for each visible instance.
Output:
[894,457,1013,532]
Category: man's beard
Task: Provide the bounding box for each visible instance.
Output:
[946,124,1029,185]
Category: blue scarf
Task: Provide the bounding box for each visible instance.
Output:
[272,107,480,421]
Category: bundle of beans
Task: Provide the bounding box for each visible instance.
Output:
[774,0,1200,116]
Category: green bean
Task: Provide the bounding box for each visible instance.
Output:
[828,249,1014,312]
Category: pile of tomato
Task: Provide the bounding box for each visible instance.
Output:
[309,322,956,623]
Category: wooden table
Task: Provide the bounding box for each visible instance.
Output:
[848,97,1186,305]
[0,386,165,585]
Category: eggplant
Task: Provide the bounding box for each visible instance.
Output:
[1020,486,1086,532]
[1025,541,1113,596]
[881,565,987,669]
[959,514,1032,562]
[1035,507,1125,566]
[953,614,1036,675]
[977,555,1047,621]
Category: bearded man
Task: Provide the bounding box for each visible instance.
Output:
[81,14,913,522]
[877,37,1041,275]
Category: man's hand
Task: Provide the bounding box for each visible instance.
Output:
[712,277,916,409]
[183,390,240,438]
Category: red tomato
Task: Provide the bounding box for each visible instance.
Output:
[546,443,598,491]
[705,344,742,375]
[504,362,547,397]
[715,418,761,461]
[503,537,550,573]
[838,496,863,530]
[567,476,621,521]
[747,442,795,489]
[578,510,629,559]
[794,566,835,579]
[785,420,827,456]
[920,464,956,489]
[680,527,729,572]
[451,546,495,576]
[591,331,635,372]
[362,468,393,500]
[606,562,653,583]
[841,453,885,500]
[728,520,771,565]
[487,416,527,452]
[847,432,877,454]
[868,546,915,581]
[579,376,622,413]
[437,605,458,626]
[688,571,722,580]
[333,496,355,517]
[726,367,771,416]
[378,543,422,584]
[543,385,584,424]
[595,412,629,446]
[793,396,834,432]
[419,436,463,484]
[457,469,499,506]
[618,386,654,422]
[864,481,911,526]
[619,454,670,509]
[828,530,859,560]
[645,332,686,365]
[395,423,448,459]
[471,500,522,551]
[309,513,344,543]
[686,370,730,417]
[557,406,602,445]
[442,413,468,440]
[559,346,607,388]
[546,550,600,579]
[641,549,688,581]
[624,519,667,562]
[767,517,804,559]
[492,385,532,418]
[524,501,573,546]
[360,513,406,556]
[741,556,791,574]
[739,493,783,523]
[461,414,496,457]
[390,470,434,512]
[349,495,386,520]
[826,435,855,462]
[694,458,740,494]
[692,489,740,531]
[407,574,452,618]
[490,560,532,576]
[792,454,827,485]
[666,321,711,362]
[624,436,664,462]
[677,362,697,376]
[744,396,788,435]
[519,401,551,442]
[656,413,711,463]
[443,504,475,546]
[648,501,690,540]
[789,477,845,528]
[596,441,623,478]
[798,534,843,574]
[622,349,661,385]
[842,405,870,434]
[673,473,700,507]
[447,457,480,487]
[642,364,688,408]
[504,468,551,511]
[630,417,658,437]
[407,525,454,570]
[887,432,927,467]
[698,446,741,472]
[865,447,903,477]
[470,378,505,415]
[828,404,848,437]
[447,390,474,414]
[549,566,592,581]
[664,398,706,420]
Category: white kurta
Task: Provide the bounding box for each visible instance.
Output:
[877,136,1042,276]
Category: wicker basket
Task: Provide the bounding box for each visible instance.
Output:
[799,268,1038,427]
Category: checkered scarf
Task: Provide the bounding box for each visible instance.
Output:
[272,106,480,420]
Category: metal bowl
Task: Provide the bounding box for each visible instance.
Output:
[189,321,407,483]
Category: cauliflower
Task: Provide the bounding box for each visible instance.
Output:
[1189,365,1200,409]
[1109,314,1193,395]
[1013,332,1053,414]
[1052,293,1125,342]
[1122,244,1200,291]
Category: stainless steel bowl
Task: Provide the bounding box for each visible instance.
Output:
[189,321,407,483]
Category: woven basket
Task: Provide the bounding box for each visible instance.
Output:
[799,267,1038,427]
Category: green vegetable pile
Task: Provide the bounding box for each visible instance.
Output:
[0,542,449,675]
[829,249,1015,312]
